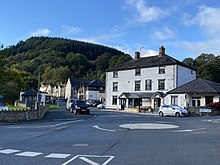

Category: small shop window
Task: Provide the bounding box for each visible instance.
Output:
[192,97,201,107]
[171,96,178,105]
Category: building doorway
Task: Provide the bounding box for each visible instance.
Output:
[154,98,161,112]
[120,98,126,110]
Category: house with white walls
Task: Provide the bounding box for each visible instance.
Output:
[65,78,105,101]
[105,46,196,111]
[164,78,220,114]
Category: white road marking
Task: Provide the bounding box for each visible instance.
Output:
[79,156,99,165]
[119,123,179,130]
[62,155,115,165]
[45,153,71,159]
[93,125,116,132]
[172,128,206,133]
[51,120,83,128]
[7,119,84,129]
[0,149,20,154]
[72,143,89,147]
[16,151,43,157]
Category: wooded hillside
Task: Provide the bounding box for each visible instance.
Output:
[0,37,131,104]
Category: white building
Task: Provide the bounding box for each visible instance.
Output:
[65,78,105,101]
[105,46,196,111]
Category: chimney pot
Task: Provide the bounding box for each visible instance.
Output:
[134,51,140,60]
[159,46,165,56]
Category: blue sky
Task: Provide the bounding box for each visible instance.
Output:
[1,0,220,60]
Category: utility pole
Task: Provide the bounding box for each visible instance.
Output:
[37,73,40,119]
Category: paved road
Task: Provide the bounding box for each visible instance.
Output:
[0,108,220,165]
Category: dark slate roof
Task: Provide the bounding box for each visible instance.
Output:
[107,54,195,72]
[167,78,220,94]
[21,88,38,97]
[70,79,105,88]
[88,80,105,87]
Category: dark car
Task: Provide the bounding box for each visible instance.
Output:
[70,99,90,115]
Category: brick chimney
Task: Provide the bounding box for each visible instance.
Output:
[159,46,165,57]
[134,51,140,60]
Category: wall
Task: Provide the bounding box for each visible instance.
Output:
[0,105,49,122]
[177,65,196,87]
[106,65,176,109]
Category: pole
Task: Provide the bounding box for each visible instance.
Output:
[37,73,40,119]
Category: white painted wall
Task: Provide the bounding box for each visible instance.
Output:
[106,64,196,109]
[86,90,100,100]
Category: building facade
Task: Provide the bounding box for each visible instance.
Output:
[65,78,105,101]
[105,46,196,111]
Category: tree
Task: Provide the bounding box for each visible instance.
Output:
[182,58,194,67]
[95,53,111,71]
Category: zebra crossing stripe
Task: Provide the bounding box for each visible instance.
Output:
[0,149,20,154]
[45,153,71,159]
[16,151,43,157]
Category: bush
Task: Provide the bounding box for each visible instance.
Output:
[207,102,220,110]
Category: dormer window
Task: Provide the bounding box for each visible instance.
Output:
[159,66,165,74]
[135,68,141,76]
[113,71,118,78]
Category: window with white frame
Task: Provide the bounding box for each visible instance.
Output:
[159,66,165,74]
[192,97,201,107]
[113,82,118,91]
[145,79,152,91]
[171,96,178,105]
[158,79,165,90]
[113,71,118,78]
[135,80,141,91]
[112,96,117,105]
[135,68,141,76]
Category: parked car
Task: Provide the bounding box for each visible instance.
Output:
[66,98,75,110]
[70,99,90,115]
[158,105,188,117]
[97,102,105,109]
[89,100,101,107]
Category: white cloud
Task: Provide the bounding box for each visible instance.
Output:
[183,5,220,37]
[61,25,81,36]
[151,27,176,40]
[141,49,158,57]
[30,28,50,37]
[125,0,168,24]
[173,39,220,57]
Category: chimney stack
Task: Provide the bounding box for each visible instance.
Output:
[134,51,140,60]
[159,46,165,57]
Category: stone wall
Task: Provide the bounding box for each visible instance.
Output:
[0,105,49,122]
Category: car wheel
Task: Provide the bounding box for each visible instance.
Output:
[175,112,180,117]
[159,112,164,117]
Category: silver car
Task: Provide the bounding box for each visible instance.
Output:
[158,105,188,117]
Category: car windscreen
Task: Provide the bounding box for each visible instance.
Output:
[75,100,86,105]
